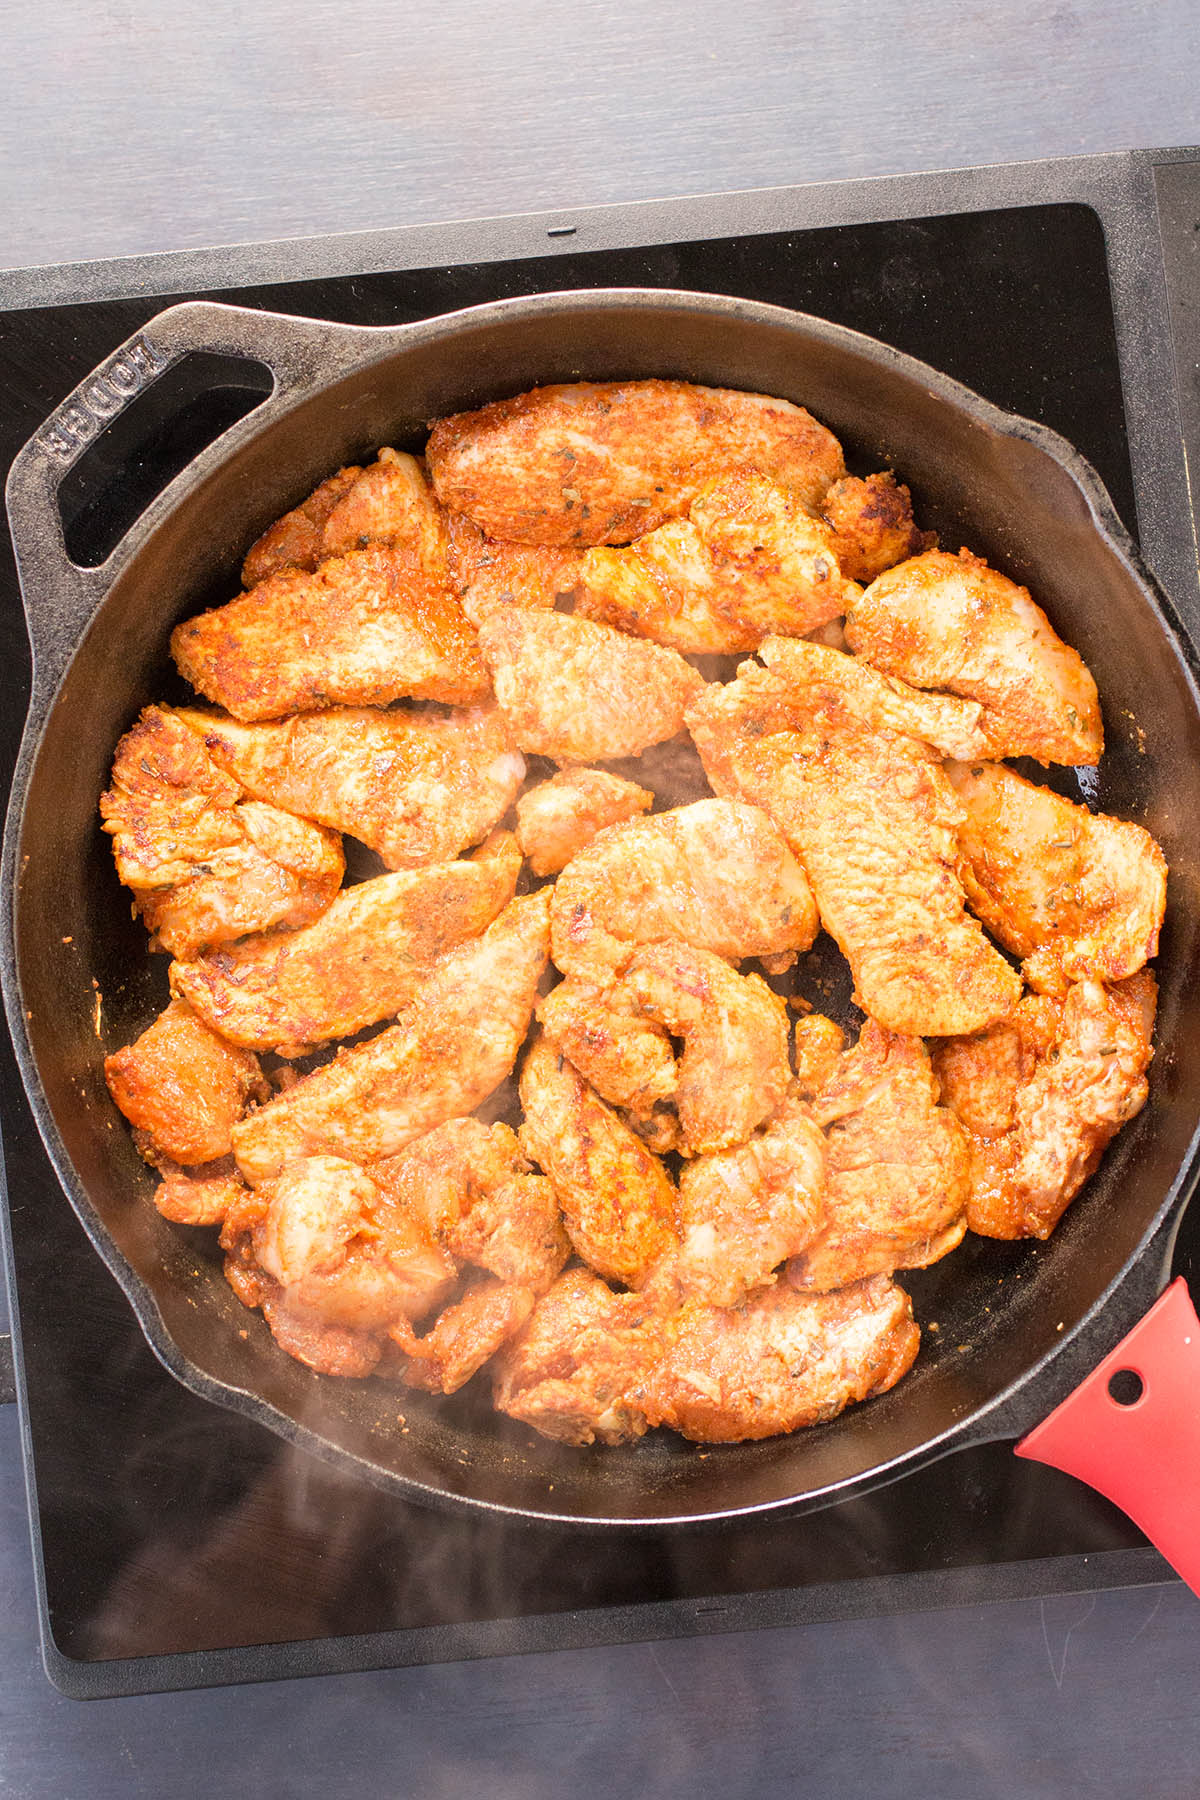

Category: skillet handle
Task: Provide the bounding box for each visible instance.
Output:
[3,299,378,695]
[1015,1278,1200,1594]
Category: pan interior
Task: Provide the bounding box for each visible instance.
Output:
[12,295,1200,1523]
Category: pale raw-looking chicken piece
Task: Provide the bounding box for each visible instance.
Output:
[519,1032,679,1290]
[635,1276,920,1444]
[845,548,1103,765]
[427,379,847,548]
[549,797,819,983]
[493,1266,671,1445]
[666,1110,828,1310]
[515,767,654,876]
[818,471,936,585]
[686,697,1021,1036]
[101,705,344,959]
[369,1118,570,1293]
[575,470,861,654]
[945,760,1167,996]
[241,465,363,587]
[171,543,489,721]
[104,998,268,1167]
[756,635,991,761]
[933,971,1156,1240]
[536,978,679,1139]
[785,1020,970,1291]
[618,941,792,1156]
[478,607,704,764]
[443,510,585,627]
[231,891,551,1184]
[153,1157,248,1226]
[176,701,525,871]
[170,832,522,1055]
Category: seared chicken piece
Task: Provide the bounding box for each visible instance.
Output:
[636,1276,920,1443]
[537,978,679,1126]
[241,465,363,587]
[105,998,268,1166]
[393,1276,539,1395]
[668,1110,827,1309]
[319,449,446,566]
[170,832,522,1055]
[946,760,1167,995]
[177,701,524,872]
[618,942,792,1156]
[845,548,1103,765]
[786,1021,970,1291]
[493,1266,670,1445]
[101,705,344,958]
[171,543,488,720]
[756,636,991,760]
[231,891,550,1183]
[550,797,818,983]
[791,1013,848,1096]
[515,767,654,876]
[370,1117,569,1292]
[688,700,1020,1036]
[576,471,860,653]
[933,971,1156,1240]
[819,471,935,585]
[444,510,584,627]
[519,1032,679,1289]
[427,379,846,547]
[153,1158,248,1226]
[478,607,704,764]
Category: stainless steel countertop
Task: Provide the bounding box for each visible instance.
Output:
[3,4,1200,1792]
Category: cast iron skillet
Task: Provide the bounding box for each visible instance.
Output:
[5,291,1200,1546]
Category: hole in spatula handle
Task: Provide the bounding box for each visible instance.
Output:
[1106,1368,1145,1406]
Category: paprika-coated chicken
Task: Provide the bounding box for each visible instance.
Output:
[171,542,489,720]
[101,704,344,959]
[169,831,522,1055]
[845,547,1103,765]
[231,891,550,1183]
[785,1019,970,1291]
[477,606,705,764]
[575,470,860,653]
[946,759,1166,996]
[176,700,525,871]
[427,379,847,547]
[549,797,818,984]
[515,767,654,876]
[933,971,1156,1240]
[756,636,991,761]
[818,470,936,585]
[104,998,269,1167]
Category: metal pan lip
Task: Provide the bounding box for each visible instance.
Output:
[5,284,1200,1527]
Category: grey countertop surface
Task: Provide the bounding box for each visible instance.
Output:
[4,4,1200,1795]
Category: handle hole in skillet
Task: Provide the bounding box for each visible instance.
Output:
[1107,1368,1145,1406]
[59,351,273,568]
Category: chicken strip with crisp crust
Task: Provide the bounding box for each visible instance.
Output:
[519,1032,679,1290]
[478,607,704,764]
[427,379,846,547]
[550,797,818,983]
[241,465,363,587]
[845,548,1103,765]
[576,470,860,653]
[171,542,488,720]
[635,1276,920,1444]
[101,705,344,959]
[946,759,1167,996]
[169,832,522,1055]
[933,971,1156,1240]
[515,767,654,876]
[176,701,524,872]
[104,998,269,1167]
[756,635,991,760]
[818,471,936,585]
[536,978,679,1138]
[785,1020,970,1291]
[231,891,550,1183]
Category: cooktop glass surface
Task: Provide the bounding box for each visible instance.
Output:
[0,199,1185,1693]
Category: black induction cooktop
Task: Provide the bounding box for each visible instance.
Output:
[3,150,1198,1697]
